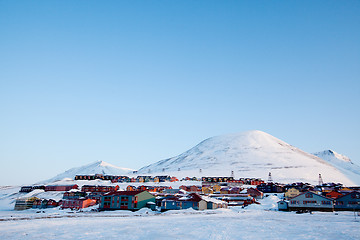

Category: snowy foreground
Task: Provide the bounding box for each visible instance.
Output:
[1,207,359,240]
[1,191,359,239]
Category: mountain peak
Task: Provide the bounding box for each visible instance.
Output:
[41,161,135,184]
[138,130,359,185]
[95,160,112,167]
[313,150,352,163]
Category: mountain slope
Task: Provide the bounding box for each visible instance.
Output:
[138,130,359,185]
[313,150,360,185]
[41,161,134,184]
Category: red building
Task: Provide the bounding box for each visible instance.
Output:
[32,199,59,209]
[250,179,264,185]
[247,188,264,199]
[81,185,119,193]
[126,185,137,191]
[170,177,179,182]
[325,190,343,199]
[61,198,97,209]
[45,184,78,192]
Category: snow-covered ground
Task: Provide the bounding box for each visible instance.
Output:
[0,193,359,240]
[0,207,359,240]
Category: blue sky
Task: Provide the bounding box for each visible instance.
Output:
[0,1,359,185]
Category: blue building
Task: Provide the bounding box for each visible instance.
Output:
[335,191,360,211]
[161,193,227,211]
[288,191,334,212]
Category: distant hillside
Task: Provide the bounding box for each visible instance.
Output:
[41,161,134,184]
[313,150,360,185]
[137,130,360,185]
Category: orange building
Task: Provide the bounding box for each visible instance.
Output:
[61,198,97,209]
[326,190,343,199]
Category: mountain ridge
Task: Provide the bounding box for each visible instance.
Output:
[137,130,360,185]
[313,150,360,184]
[39,160,134,184]
[40,131,360,186]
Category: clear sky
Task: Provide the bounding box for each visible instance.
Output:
[0,1,359,185]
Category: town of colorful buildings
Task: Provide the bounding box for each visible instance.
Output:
[14,173,360,213]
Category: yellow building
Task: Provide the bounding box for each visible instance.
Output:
[202,187,213,195]
[212,184,221,193]
[14,197,39,210]
[285,188,300,199]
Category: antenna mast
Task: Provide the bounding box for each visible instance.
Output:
[268,172,273,183]
[318,174,324,185]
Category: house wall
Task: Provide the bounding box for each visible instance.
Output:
[45,185,78,192]
[335,192,360,211]
[108,195,133,210]
[136,191,156,209]
[14,197,38,210]
[285,188,300,199]
[213,185,221,193]
[198,200,207,210]
[161,200,180,210]
[278,201,289,211]
[288,192,334,211]
[100,191,155,211]
[82,199,97,208]
[180,201,198,210]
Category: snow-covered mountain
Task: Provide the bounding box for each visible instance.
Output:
[313,150,352,163]
[41,161,135,184]
[313,150,360,185]
[137,130,360,185]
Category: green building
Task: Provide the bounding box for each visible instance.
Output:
[99,191,155,211]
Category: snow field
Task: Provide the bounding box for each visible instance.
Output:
[0,209,359,240]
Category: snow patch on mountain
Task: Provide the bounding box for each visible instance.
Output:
[137,130,359,185]
[40,161,135,184]
[313,150,352,163]
[313,150,360,185]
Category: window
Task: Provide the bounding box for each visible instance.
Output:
[305,193,313,198]
[290,201,299,205]
[351,193,360,199]
[321,201,331,205]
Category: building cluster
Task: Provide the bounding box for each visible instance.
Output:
[74,174,265,184]
[75,174,179,183]
[14,175,360,213]
[278,184,360,212]
[15,183,231,212]
[202,177,264,185]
